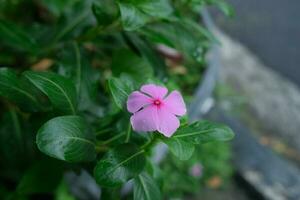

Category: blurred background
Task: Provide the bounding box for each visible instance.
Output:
[207,0,300,199]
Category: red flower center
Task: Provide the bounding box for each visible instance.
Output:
[153,99,161,106]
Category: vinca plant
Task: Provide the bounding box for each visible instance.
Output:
[0,0,234,199]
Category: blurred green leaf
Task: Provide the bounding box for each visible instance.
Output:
[215,0,234,17]
[123,33,167,78]
[0,20,38,53]
[94,143,146,187]
[92,0,118,26]
[117,0,173,31]
[0,68,41,112]
[23,71,77,114]
[55,181,76,200]
[17,159,63,195]
[36,115,96,162]
[134,172,161,200]
[172,121,234,144]
[112,49,153,82]
[162,138,195,160]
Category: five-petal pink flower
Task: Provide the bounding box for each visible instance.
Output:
[127,84,186,137]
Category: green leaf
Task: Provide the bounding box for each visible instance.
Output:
[111,49,153,82]
[0,68,41,112]
[162,138,195,160]
[118,0,173,31]
[0,20,38,53]
[108,76,134,110]
[17,160,64,195]
[92,0,118,26]
[36,116,96,162]
[123,33,167,78]
[94,143,146,187]
[172,121,234,144]
[55,181,76,200]
[215,0,235,17]
[23,71,77,114]
[134,172,162,200]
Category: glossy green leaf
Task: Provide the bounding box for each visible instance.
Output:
[162,138,195,160]
[23,71,77,114]
[111,49,153,82]
[108,77,134,110]
[172,121,234,144]
[118,0,173,31]
[36,116,96,162]
[94,143,146,187]
[0,68,41,112]
[134,172,162,200]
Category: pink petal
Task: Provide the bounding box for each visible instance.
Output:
[130,105,158,132]
[141,84,168,99]
[157,107,180,137]
[127,91,152,113]
[164,91,186,116]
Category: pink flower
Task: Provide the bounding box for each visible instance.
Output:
[127,84,186,137]
[189,163,203,178]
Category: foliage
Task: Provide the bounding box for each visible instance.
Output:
[0,0,233,199]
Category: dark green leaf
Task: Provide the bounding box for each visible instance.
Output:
[94,143,146,187]
[118,0,173,31]
[162,138,195,160]
[172,121,234,144]
[36,116,96,162]
[17,160,64,195]
[23,71,77,114]
[92,0,118,26]
[134,172,161,200]
[0,20,38,53]
[111,49,153,82]
[0,68,41,112]
[108,76,134,110]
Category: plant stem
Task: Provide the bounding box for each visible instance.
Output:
[73,42,81,94]
[95,127,113,136]
[125,122,131,143]
[141,134,158,151]
[98,132,125,146]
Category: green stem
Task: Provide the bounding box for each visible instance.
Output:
[73,42,81,94]
[141,133,158,151]
[95,127,113,136]
[125,122,131,143]
[95,145,109,153]
[98,132,125,146]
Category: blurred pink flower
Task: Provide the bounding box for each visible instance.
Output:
[127,84,186,137]
[189,163,203,178]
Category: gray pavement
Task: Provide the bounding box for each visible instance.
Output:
[213,0,300,86]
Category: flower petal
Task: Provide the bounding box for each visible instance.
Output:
[130,105,158,132]
[141,84,168,99]
[164,91,186,116]
[127,91,152,113]
[157,107,180,137]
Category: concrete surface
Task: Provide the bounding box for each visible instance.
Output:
[215,30,300,161]
[213,0,300,86]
